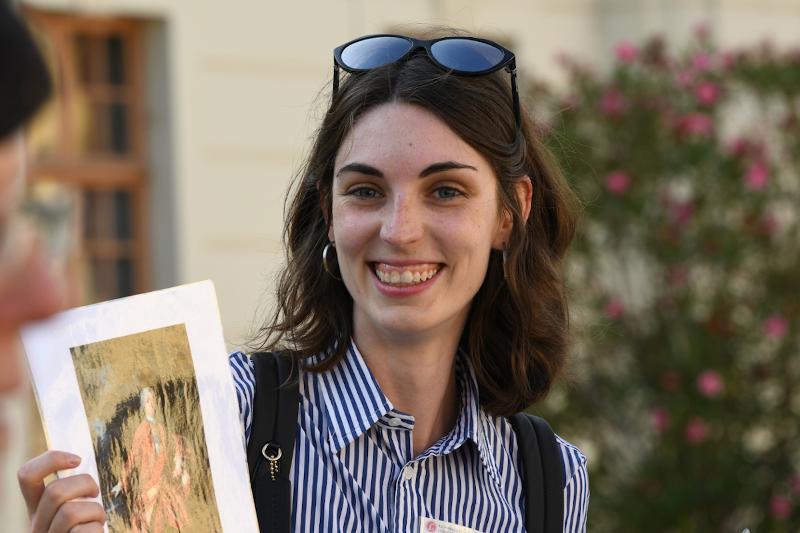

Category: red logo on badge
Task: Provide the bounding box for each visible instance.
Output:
[426,521,437,532]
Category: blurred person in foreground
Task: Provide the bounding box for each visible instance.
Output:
[0,1,64,457]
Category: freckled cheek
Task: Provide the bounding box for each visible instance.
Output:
[330,207,380,276]
[432,211,497,276]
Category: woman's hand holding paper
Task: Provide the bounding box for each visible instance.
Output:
[17,450,105,533]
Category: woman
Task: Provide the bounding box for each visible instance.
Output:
[235,32,588,532]
[19,31,588,532]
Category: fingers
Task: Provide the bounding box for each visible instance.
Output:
[48,500,106,533]
[31,474,100,533]
[18,451,81,516]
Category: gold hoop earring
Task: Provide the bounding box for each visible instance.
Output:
[322,242,341,280]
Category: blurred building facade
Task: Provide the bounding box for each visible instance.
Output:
[3,0,799,528]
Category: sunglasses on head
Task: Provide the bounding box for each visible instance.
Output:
[332,34,521,131]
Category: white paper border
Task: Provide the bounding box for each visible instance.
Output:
[21,280,259,533]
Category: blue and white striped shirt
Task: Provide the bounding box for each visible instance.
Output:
[229,344,588,532]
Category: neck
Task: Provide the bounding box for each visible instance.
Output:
[353,323,461,457]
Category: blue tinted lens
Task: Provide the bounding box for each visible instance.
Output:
[430,39,505,72]
[340,36,413,69]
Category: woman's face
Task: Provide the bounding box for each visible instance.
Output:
[330,102,512,343]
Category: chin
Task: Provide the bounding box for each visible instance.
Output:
[377,313,435,336]
[364,305,464,340]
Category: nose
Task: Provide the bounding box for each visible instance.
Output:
[379,193,424,247]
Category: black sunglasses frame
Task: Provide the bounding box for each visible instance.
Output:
[332,34,521,131]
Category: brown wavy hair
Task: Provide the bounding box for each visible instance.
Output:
[255,33,578,416]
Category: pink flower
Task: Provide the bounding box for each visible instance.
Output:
[764,314,788,340]
[674,203,694,224]
[675,69,694,88]
[727,137,751,156]
[695,82,720,105]
[660,371,681,392]
[604,171,632,195]
[728,138,765,159]
[600,89,626,117]
[692,52,711,72]
[669,200,695,226]
[606,298,625,319]
[685,417,710,444]
[696,370,724,397]
[744,160,769,190]
[770,495,792,520]
[650,408,671,432]
[678,113,714,137]
[615,41,638,63]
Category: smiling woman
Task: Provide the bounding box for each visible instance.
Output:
[242,30,586,533]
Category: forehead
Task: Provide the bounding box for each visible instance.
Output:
[334,102,491,174]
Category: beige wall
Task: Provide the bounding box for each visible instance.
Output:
[3,0,798,529]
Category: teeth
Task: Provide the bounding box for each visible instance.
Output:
[375,264,440,286]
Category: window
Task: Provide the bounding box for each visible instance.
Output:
[24,8,149,303]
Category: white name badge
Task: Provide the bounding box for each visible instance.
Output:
[419,516,484,533]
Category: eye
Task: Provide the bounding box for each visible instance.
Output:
[347,186,383,199]
[433,186,464,200]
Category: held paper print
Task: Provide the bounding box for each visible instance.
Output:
[22,281,259,533]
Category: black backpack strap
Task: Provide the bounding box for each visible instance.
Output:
[246,352,299,533]
[509,412,564,533]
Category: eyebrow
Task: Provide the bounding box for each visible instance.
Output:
[335,160,478,179]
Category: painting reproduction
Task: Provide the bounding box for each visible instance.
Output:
[21,281,258,533]
[71,324,221,532]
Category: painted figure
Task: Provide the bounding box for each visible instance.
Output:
[111,387,190,532]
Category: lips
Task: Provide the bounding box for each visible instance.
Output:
[373,262,441,286]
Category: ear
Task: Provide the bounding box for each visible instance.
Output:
[493,176,533,249]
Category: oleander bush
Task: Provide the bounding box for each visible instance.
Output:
[532,27,800,532]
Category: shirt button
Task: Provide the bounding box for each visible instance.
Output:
[388,417,402,427]
[403,464,417,481]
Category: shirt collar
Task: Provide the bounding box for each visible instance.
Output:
[317,342,394,452]
[463,356,505,485]
[427,352,503,485]
[316,342,505,482]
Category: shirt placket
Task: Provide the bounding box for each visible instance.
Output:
[379,412,417,533]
